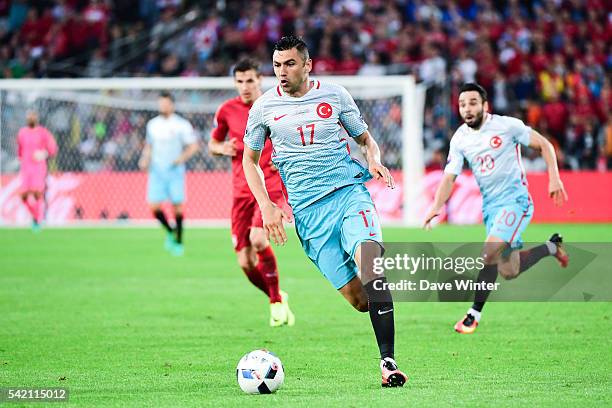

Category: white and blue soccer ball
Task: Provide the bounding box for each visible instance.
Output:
[236,349,284,394]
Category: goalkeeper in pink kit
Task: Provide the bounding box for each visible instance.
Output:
[17,111,57,230]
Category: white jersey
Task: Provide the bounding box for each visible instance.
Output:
[146,113,196,170]
[244,79,370,213]
[444,113,532,208]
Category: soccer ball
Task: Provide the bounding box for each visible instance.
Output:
[236,349,284,394]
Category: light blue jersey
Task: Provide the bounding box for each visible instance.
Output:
[445,114,532,208]
[145,113,196,204]
[244,79,371,214]
[244,79,382,289]
[445,113,534,246]
[146,113,196,171]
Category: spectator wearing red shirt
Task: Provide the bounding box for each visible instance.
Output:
[424,19,447,46]
[484,16,505,43]
[279,0,298,33]
[560,10,579,41]
[541,91,569,143]
[45,20,70,58]
[335,48,361,75]
[572,93,597,126]
[565,60,587,101]
[66,13,92,53]
[500,42,524,78]
[586,14,607,44]
[530,43,550,73]
[19,9,48,48]
[475,43,498,92]
[312,38,337,75]
[241,17,265,51]
[83,0,110,48]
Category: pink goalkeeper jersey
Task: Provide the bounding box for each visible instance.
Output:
[17,126,57,171]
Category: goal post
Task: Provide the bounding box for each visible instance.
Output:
[0,76,424,226]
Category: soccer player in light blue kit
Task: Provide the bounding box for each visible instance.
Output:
[139,92,199,256]
[424,83,569,334]
[242,36,408,387]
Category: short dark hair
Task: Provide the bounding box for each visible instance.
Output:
[159,91,174,102]
[274,35,309,62]
[233,58,262,76]
[459,83,487,102]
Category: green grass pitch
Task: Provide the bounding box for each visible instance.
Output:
[1,224,611,407]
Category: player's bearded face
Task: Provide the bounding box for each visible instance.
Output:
[459,92,487,129]
[273,48,312,95]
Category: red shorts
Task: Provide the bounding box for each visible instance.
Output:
[231,190,286,252]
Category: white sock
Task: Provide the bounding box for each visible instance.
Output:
[467,308,482,322]
[381,357,397,368]
[546,241,557,255]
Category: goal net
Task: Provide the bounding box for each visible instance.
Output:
[0,76,424,226]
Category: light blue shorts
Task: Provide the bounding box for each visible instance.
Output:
[147,165,186,204]
[294,183,382,289]
[484,196,534,249]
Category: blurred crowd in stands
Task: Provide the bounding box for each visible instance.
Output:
[0,0,610,171]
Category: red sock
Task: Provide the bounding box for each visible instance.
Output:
[256,246,282,303]
[23,197,37,221]
[34,198,44,223]
[243,266,269,296]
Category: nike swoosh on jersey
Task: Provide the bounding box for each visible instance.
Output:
[378,309,393,315]
[274,114,288,121]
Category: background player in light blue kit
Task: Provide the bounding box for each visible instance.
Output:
[242,36,408,387]
[424,83,569,334]
[139,92,199,256]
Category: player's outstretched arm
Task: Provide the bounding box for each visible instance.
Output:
[354,131,395,189]
[208,138,237,157]
[243,146,290,245]
[528,130,568,206]
[423,173,457,230]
